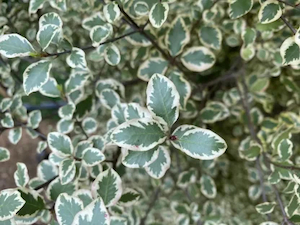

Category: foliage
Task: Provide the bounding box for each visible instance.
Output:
[0,0,300,224]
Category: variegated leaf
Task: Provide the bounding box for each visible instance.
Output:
[200,174,216,199]
[103,2,121,24]
[199,25,222,50]
[122,147,159,168]
[229,0,253,19]
[8,128,22,145]
[28,110,42,129]
[47,132,74,157]
[82,148,105,167]
[256,202,276,214]
[39,77,61,98]
[0,147,10,162]
[258,0,282,24]
[149,2,169,28]
[59,158,76,185]
[137,57,168,81]
[14,163,29,187]
[66,48,87,69]
[0,190,25,221]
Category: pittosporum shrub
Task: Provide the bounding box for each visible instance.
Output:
[0,0,300,224]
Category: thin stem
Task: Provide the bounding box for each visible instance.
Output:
[140,188,161,225]
[43,30,139,57]
[266,158,300,171]
[280,16,296,34]
[34,175,58,190]
[76,120,89,139]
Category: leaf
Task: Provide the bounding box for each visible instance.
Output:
[23,60,52,95]
[17,189,45,218]
[82,117,98,134]
[29,0,47,14]
[72,198,110,225]
[111,118,166,151]
[39,77,61,98]
[103,2,121,24]
[47,132,74,157]
[146,73,180,128]
[90,25,110,47]
[57,119,74,134]
[122,147,159,168]
[200,174,216,199]
[89,135,105,152]
[138,57,168,81]
[165,16,190,56]
[73,190,93,207]
[258,0,282,24]
[0,147,10,163]
[8,128,22,145]
[134,1,149,16]
[0,98,12,112]
[243,143,261,161]
[39,12,63,28]
[82,12,106,30]
[277,139,293,162]
[280,37,300,66]
[36,24,59,51]
[82,147,105,167]
[229,0,253,19]
[100,89,121,110]
[104,44,121,66]
[14,163,29,187]
[65,70,90,94]
[256,202,276,214]
[0,190,25,221]
[181,47,215,72]
[199,25,222,50]
[1,113,14,128]
[0,34,36,58]
[92,168,122,207]
[177,168,197,189]
[242,28,257,47]
[58,103,75,120]
[46,177,77,201]
[59,158,76,185]
[145,146,171,179]
[55,193,83,225]
[28,110,42,129]
[119,188,140,206]
[149,2,169,28]
[66,48,87,69]
[285,194,300,217]
[171,125,227,160]
[37,160,58,182]
[110,216,127,225]
[95,78,125,99]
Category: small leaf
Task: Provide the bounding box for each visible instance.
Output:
[229,0,253,19]
[119,188,140,207]
[90,25,110,47]
[0,34,36,58]
[277,139,293,161]
[0,98,12,112]
[39,77,61,98]
[258,0,282,24]
[199,25,222,50]
[57,119,74,134]
[103,2,121,24]
[200,174,216,199]
[55,193,83,225]
[122,147,159,168]
[149,2,169,28]
[72,198,110,225]
[280,37,300,66]
[104,44,121,66]
[37,160,58,182]
[17,189,45,218]
[243,143,262,161]
[82,12,106,30]
[181,47,215,72]
[138,57,168,81]
[47,132,74,157]
[28,110,42,129]
[242,28,257,47]
[1,113,14,128]
[285,194,300,217]
[146,73,180,128]
[58,103,75,120]
[82,147,105,167]
[92,168,122,207]
[14,163,29,187]
[0,147,10,162]
[82,117,98,134]
[8,128,22,145]
[23,60,52,95]
[0,190,25,221]
[46,177,76,201]
[145,146,171,179]
[111,118,166,151]
[171,125,227,160]
[59,158,76,185]
[39,12,63,28]
[29,0,47,14]
[256,202,276,214]
[36,24,59,51]
[65,70,90,94]
[100,89,121,110]
[66,48,87,69]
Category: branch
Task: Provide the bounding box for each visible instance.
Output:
[265,157,300,171]
[34,175,58,190]
[140,188,161,225]
[43,30,139,58]
[280,16,296,34]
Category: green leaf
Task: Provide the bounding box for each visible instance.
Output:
[66,48,87,69]
[65,70,90,94]
[110,216,127,225]
[36,24,59,51]
[181,47,215,72]
[134,1,149,16]
[122,147,159,168]
[46,177,76,201]
[0,98,12,112]
[103,2,121,24]
[57,119,74,134]
[149,2,169,28]
[104,44,121,66]
[145,146,171,179]
[165,16,190,56]
[28,110,42,129]
[243,143,261,161]
[255,202,276,214]
[47,132,74,157]
[55,193,83,225]
[286,194,300,217]
[82,147,105,167]
[73,190,92,207]
[242,28,257,47]
[146,73,180,128]
[82,117,98,134]
[90,25,110,47]
[277,139,293,162]
[124,103,152,121]
[14,163,29,187]
[39,77,61,98]
[200,174,216,199]
[258,0,282,24]
[177,168,197,189]
[100,89,121,110]
[138,57,168,81]
[0,190,25,221]
[111,118,167,151]
[29,0,47,14]
[171,125,227,160]
[199,25,222,50]
[8,128,22,145]
[72,198,110,225]
[89,135,105,152]
[229,0,253,19]
[92,168,122,207]
[82,12,106,30]
[0,34,36,58]
[58,103,75,120]
[119,188,140,207]
[17,189,45,218]
[39,12,63,28]
[59,158,76,185]
[280,37,300,66]
[23,60,52,95]
[1,113,14,128]
[37,160,58,182]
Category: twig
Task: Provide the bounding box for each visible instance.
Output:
[76,120,89,139]
[278,0,300,10]
[265,157,300,171]
[140,188,161,225]
[34,175,58,190]
[280,16,296,34]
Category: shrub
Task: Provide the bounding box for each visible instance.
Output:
[0,0,300,224]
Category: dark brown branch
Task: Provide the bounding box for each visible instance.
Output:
[280,16,296,34]
[140,188,161,225]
